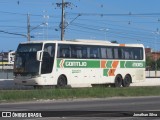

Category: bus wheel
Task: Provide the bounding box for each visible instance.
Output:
[114,75,122,87]
[57,75,67,88]
[122,74,131,87]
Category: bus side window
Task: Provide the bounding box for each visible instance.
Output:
[134,48,143,60]
[123,48,132,60]
[70,45,83,59]
[71,48,77,58]
[106,48,113,59]
[70,45,82,59]
[60,49,65,58]
[77,49,82,58]
[61,49,70,58]
[58,44,71,58]
[130,51,134,59]
[82,49,87,58]
[114,47,122,59]
[140,49,143,60]
[114,48,118,59]
[118,48,122,59]
[125,51,129,59]
[90,46,100,59]
[129,49,134,60]
[101,48,107,59]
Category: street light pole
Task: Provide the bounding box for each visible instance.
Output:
[99,28,109,40]
[27,13,48,41]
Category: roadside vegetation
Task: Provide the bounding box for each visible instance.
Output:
[146,56,160,70]
[0,86,160,102]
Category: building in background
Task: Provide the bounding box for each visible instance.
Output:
[145,48,160,61]
[0,51,15,70]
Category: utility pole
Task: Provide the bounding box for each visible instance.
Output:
[56,0,73,41]
[27,13,31,42]
[61,0,65,41]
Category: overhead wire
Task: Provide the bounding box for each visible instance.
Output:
[0,7,160,45]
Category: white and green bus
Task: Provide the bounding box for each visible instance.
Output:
[14,39,145,88]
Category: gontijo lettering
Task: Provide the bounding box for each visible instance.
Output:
[65,62,87,67]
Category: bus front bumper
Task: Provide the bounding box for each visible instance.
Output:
[14,75,43,86]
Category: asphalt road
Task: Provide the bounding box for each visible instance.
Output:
[0,96,160,120]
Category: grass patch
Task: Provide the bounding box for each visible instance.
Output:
[0,86,160,102]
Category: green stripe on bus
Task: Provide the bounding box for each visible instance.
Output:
[120,61,145,68]
[57,59,100,68]
[103,69,109,76]
[106,61,112,68]
[120,61,125,68]
[57,59,145,68]
[125,61,145,68]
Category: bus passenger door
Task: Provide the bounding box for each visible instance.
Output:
[41,43,55,75]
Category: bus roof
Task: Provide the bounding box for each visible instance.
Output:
[19,39,144,47]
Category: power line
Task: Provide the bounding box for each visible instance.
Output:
[0,30,27,37]
[67,12,160,17]
[0,10,48,17]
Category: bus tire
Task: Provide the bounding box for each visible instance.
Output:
[122,74,131,87]
[57,75,67,88]
[114,74,122,87]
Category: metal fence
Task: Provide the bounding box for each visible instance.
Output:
[0,70,13,79]
[146,71,160,78]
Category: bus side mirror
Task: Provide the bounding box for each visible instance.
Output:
[37,51,43,61]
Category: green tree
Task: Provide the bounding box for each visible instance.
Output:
[146,56,154,70]
[156,58,160,70]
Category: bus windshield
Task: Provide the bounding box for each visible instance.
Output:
[17,43,42,52]
[14,43,42,76]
